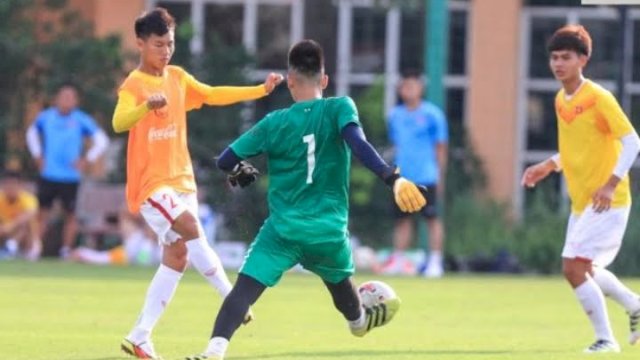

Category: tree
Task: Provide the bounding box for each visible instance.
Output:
[0,0,125,172]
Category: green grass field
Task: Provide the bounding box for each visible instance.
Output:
[1,261,640,360]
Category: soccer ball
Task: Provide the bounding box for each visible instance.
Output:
[357,280,398,307]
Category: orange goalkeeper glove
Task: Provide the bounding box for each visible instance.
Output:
[383,167,427,213]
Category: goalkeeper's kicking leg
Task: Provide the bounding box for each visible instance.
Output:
[186,274,266,360]
[324,277,400,337]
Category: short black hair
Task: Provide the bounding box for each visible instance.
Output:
[288,40,324,79]
[135,8,175,39]
[57,81,79,92]
[547,25,592,57]
[401,69,423,80]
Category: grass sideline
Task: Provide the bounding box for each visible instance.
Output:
[1,261,639,359]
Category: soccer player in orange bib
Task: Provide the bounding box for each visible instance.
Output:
[112,8,283,359]
[522,25,640,353]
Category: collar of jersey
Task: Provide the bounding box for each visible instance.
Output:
[562,78,591,103]
[131,69,168,85]
[293,98,322,107]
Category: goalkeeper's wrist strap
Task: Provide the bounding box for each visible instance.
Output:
[383,167,400,187]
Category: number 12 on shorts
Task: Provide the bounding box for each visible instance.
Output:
[303,134,316,184]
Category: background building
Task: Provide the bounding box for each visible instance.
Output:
[53,0,640,217]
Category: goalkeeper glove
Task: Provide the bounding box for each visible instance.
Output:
[383,167,427,213]
[228,160,260,188]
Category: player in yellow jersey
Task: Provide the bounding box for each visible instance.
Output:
[113,8,283,359]
[522,25,640,353]
[0,171,40,261]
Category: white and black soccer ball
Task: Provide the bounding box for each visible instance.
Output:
[357,280,398,307]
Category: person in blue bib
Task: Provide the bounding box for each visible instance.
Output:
[381,70,449,278]
[26,83,109,258]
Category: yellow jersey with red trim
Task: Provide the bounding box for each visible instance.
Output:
[556,79,635,213]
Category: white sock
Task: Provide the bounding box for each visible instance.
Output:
[348,308,366,330]
[574,278,615,342]
[593,268,640,313]
[186,238,233,297]
[128,264,182,343]
[205,337,229,357]
[428,250,443,267]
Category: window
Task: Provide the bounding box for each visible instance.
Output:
[446,88,465,147]
[629,95,640,130]
[351,6,387,73]
[526,91,557,151]
[204,4,243,48]
[525,0,581,5]
[399,5,468,76]
[448,10,468,75]
[304,0,338,75]
[633,20,640,83]
[399,5,424,72]
[528,17,566,78]
[156,1,191,24]
[257,5,291,69]
[581,18,621,80]
[156,2,192,64]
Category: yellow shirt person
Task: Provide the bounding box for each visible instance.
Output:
[555,79,634,213]
[0,171,40,260]
[0,190,38,225]
[522,25,640,353]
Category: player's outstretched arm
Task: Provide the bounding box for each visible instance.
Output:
[216,147,260,188]
[341,123,426,213]
[187,72,284,107]
[112,91,156,133]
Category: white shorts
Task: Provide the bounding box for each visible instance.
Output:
[139,187,201,246]
[561,206,630,267]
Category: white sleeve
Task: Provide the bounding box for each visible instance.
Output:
[26,125,42,158]
[550,153,562,171]
[613,132,640,178]
[86,129,110,162]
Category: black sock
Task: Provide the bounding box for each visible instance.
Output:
[212,273,266,339]
[324,277,362,321]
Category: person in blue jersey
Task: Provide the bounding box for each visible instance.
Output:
[186,39,427,360]
[381,70,449,278]
[26,83,109,258]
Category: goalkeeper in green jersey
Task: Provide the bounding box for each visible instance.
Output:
[187,39,426,360]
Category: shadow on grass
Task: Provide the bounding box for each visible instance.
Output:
[228,349,525,359]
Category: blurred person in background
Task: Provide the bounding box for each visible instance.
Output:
[70,211,161,266]
[381,70,448,278]
[0,170,40,261]
[522,25,640,353]
[26,83,109,259]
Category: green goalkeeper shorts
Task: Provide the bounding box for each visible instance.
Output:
[240,219,355,287]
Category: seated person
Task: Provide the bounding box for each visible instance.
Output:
[70,211,160,266]
[0,170,40,260]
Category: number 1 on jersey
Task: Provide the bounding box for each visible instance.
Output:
[303,134,316,184]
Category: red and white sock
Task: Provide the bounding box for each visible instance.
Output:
[128,264,182,343]
[575,277,615,342]
[186,237,233,297]
[593,268,640,313]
